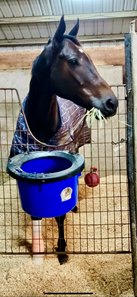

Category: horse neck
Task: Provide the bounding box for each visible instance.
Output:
[25,75,61,143]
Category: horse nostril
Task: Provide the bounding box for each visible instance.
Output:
[105,98,115,111]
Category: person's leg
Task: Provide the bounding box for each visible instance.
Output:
[31,217,45,264]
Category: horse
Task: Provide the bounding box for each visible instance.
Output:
[10,16,118,264]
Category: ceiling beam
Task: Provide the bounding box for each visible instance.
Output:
[0,34,124,47]
[0,11,137,25]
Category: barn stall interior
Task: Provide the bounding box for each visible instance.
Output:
[0,1,137,297]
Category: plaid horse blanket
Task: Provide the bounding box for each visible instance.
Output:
[10,96,91,157]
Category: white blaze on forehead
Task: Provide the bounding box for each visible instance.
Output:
[83,88,91,96]
[78,48,84,53]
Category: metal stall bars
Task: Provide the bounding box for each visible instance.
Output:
[0,85,130,258]
[79,84,130,255]
[0,88,26,254]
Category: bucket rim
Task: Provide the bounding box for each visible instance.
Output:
[7,150,84,183]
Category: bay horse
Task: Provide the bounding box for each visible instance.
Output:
[10,16,118,264]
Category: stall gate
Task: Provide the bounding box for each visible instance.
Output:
[0,85,130,256]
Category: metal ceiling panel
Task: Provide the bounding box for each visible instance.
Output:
[84,20,91,36]
[61,0,73,15]
[7,0,23,17]
[82,0,91,14]
[10,25,23,39]
[113,0,124,11]
[84,20,97,36]
[112,19,123,34]
[0,0,136,46]
[0,1,13,17]
[0,0,137,18]
[135,0,137,10]
[50,0,63,15]
[0,28,6,40]
[38,0,52,15]
[102,0,113,12]
[91,0,103,13]
[103,19,113,34]
[28,24,40,38]
[71,0,83,14]
[29,0,43,16]
[84,19,123,36]
[65,20,78,34]
[121,18,132,33]
[1,25,14,39]
[18,0,33,16]
[124,0,135,10]
[97,20,104,35]
[47,23,58,38]
[78,20,85,35]
[18,24,32,38]
[37,24,49,38]
[0,10,3,18]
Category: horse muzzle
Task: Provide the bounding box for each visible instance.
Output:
[90,95,118,118]
[102,96,118,117]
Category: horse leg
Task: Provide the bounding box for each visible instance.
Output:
[55,214,68,264]
[31,217,45,264]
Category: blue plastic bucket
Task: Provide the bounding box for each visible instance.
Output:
[7,151,84,218]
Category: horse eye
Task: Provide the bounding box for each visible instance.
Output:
[68,58,79,66]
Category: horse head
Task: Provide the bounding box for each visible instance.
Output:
[27,16,118,142]
[44,16,118,118]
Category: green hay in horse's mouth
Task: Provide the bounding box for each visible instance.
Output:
[86,107,107,128]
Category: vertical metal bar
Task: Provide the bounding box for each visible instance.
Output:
[104,117,110,252]
[111,87,117,252]
[9,89,14,252]
[0,118,7,253]
[83,142,88,253]
[91,126,96,253]
[97,121,103,252]
[15,90,20,253]
[125,33,137,296]
[117,86,123,251]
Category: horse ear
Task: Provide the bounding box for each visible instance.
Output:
[47,38,51,44]
[69,19,79,37]
[53,15,66,42]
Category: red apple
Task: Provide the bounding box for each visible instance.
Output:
[84,167,100,187]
